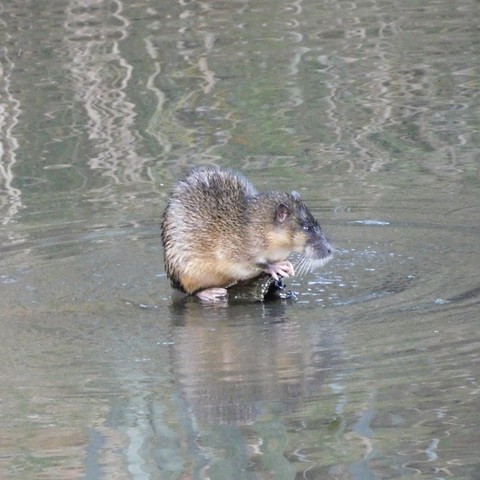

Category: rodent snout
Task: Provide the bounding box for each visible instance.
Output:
[307,237,334,260]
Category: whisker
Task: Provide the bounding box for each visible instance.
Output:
[295,255,332,277]
[295,256,311,277]
[295,257,305,276]
[302,259,312,276]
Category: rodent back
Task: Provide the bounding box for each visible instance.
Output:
[163,167,257,251]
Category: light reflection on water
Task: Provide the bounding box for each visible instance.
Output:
[0,0,479,478]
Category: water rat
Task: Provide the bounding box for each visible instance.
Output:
[161,167,333,301]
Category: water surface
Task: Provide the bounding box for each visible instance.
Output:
[1,0,479,479]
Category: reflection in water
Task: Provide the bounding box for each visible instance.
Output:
[279,0,479,180]
[0,11,23,225]
[110,301,348,478]
[0,0,479,478]
[64,0,152,187]
[143,0,228,170]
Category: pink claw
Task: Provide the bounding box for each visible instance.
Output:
[263,260,295,280]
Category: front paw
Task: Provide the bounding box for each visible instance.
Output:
[263,260,295,281]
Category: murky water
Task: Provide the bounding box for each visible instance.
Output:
[1,0,479,479]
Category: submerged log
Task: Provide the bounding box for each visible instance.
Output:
[227,273,295,303]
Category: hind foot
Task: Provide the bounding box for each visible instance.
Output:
[263,261,295,281]
[196,287,228,302]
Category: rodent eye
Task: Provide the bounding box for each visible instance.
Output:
[302,225,310,232]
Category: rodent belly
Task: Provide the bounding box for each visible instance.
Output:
[223,262,261,281]
[179,260,260,293]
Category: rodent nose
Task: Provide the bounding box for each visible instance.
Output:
[325,241,334,256]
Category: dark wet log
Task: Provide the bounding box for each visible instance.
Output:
[227,273,295,303]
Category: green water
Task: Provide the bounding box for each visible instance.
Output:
[1,0,479,478]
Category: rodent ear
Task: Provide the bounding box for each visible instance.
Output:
[276,203,289,223]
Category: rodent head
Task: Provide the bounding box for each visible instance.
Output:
[262,191,333,271]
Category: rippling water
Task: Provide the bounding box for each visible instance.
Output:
[1,1,479,479]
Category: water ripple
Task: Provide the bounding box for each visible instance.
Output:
[0,5,23,225]
[64,0,151,189]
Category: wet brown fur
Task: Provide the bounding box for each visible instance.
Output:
[161,167,331,295]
